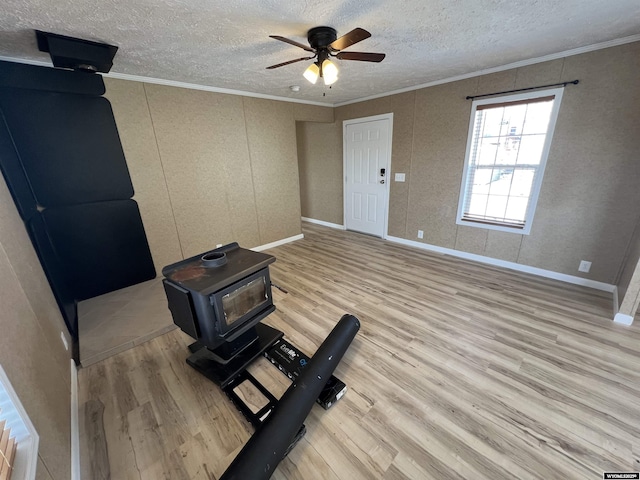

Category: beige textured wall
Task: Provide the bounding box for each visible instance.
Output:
[0,78,332,480]
[0,176,71,479]
[104,78,332,265]
[302,42,640,284]
[300,91,417,232]
[297,121,342,224]
[244,98,304,244]
[104,80,182,270]
[616,214,640,311]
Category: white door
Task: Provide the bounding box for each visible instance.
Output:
[344,115,392,237]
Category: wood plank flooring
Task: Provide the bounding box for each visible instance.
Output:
[78,223,640,479]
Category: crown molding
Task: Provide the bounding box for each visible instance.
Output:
[0,55,50,68]
[0,54,330,107]
[2,33,639,108]
[333,33,640,107]
[102,72,331,106]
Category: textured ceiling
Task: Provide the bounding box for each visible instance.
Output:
[1,0,639,105]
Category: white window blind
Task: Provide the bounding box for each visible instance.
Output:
[0,366,39,480]
[457,88,564,235]
[0,413,16,480]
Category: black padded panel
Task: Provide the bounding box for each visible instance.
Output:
[0,111,38,220]
[0,62,156,347]
[27,214,79,336]
[0,88,133,207]
[39,200,156,300]
[0,60,105,95]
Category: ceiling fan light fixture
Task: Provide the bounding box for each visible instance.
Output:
[303,62,319,84]
[322,59,338,85]
[268,26,384,87]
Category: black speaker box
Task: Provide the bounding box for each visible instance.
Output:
[36,30,118,73]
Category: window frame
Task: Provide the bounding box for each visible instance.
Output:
[456,87,564,235]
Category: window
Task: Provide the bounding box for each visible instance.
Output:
[0,408,17,479]
[0,365,39,479]
[457,88,564,234]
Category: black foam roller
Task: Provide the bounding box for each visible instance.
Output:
[220,314,360,480]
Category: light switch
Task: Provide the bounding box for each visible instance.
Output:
[395,173,406,182]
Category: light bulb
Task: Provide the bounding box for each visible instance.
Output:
[322,59,338,85]
[303,63,319,84]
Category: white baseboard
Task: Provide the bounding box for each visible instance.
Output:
[614,312,634,325]
[71,360,80,480]
[252,234,304,252]
[301,217,346,230]
[385,235,616,293]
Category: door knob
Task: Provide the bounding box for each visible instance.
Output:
[380,179,385,184]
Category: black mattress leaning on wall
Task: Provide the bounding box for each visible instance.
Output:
[0,60,155,359]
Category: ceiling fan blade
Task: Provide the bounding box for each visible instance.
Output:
[336,51,386,62]
[329,28,371,51]
[266,57,314,69]
[269,35,315,52]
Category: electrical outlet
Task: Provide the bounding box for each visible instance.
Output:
[395,173,406,182]
[578,260,592,273]
[216,244,223,248]
[417,230,424,239]
[60,331,69,351]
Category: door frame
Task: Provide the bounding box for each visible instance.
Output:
[343,112,394,239]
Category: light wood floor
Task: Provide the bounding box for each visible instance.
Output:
[79,223,640,479]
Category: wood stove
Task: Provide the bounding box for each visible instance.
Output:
[162,243,283,385]
[162,243,361,477]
